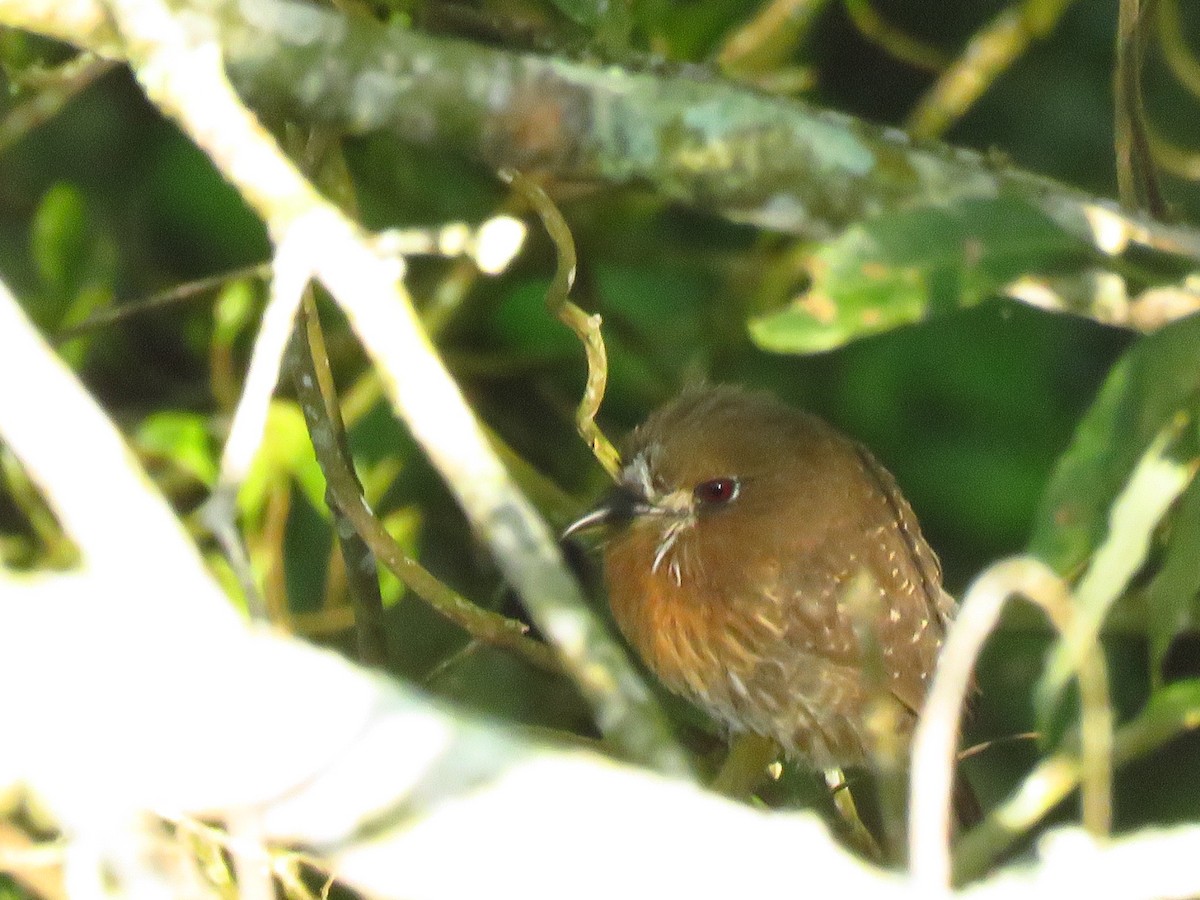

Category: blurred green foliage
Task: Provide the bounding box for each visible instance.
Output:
[3,0,1200,857]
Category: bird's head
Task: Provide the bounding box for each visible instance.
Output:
[564,385,825,587]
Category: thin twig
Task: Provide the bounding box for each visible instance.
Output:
[287,298,558,673]
[843,0,948,72]
[956,731,1039,761]
[198,231,318,619]
[54,264,271,343]
[1115,0,1166,216]
[502,170,622,481]
[216,230,313,490]
[716,0,830,75]
[827,767,885,862]
[200,487,267,620]
[0,53,117,154]
[422,639,483,686]
[906,0,1079,139]
[55,214,524,344]
[290,293,389,667]
[1148,125,1200,180]
[1158,0,1200,98]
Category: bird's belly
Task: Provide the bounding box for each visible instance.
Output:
[606,548,908,769]
[698,653,913,770]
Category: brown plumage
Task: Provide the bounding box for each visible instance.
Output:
[567,385,958,774]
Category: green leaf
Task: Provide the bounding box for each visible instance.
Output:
[136,412,218,486]
[239,402,328,520]
[1114,677,1200,760]
[1145,477,1200,680]
[28,182,117,353]
[748,195,1093,354]
[31,182,89,320]
[1036,421,1195,728]
[213,278,259,347]
[1029,314,1200,575]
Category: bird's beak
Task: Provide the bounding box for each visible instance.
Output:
[562,484,650,539]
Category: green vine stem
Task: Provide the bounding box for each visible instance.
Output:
[289,292,390,667]
[288,296,562,675]
[502,170,622,481]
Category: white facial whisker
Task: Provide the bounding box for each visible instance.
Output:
[652,525,679,574]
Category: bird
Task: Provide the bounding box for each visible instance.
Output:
[564,384,969,816]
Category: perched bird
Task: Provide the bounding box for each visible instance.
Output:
[565,385,960,790]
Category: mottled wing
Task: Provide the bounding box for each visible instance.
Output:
[850,443,954,714]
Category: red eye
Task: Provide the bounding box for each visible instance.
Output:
[693,477,740,505]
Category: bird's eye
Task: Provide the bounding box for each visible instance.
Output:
[693,477,740,505]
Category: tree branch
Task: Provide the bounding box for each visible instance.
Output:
[6,0,1200,271]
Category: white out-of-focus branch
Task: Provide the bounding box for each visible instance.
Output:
[0,262,231,616]
[92,0,689,775]
[372,216,527,275]
[908,559,1055,893]
[217,218,341,489]
[963,825,1200,900]
[908,558,1112,892]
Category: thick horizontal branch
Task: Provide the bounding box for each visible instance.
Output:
[232,5,1200,263]
[8,0,1200,269]
[221,3,1200,266]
